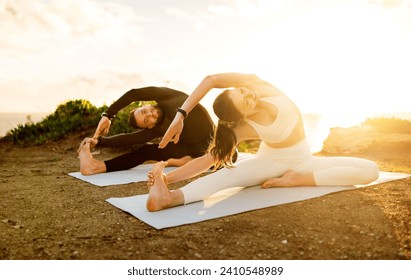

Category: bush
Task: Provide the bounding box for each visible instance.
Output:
[362,117,411,134]
[3,100,102,145]
[3,99,151,146]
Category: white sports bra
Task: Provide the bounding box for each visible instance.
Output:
[244,95,300,144]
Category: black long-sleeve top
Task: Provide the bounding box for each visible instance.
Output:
[98,87,215,147]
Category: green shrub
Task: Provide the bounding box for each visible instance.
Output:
[362,117,411,134]
[2,99,153,146]
[4,100,102,145]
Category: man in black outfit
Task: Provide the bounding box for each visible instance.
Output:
[78,86,216,175]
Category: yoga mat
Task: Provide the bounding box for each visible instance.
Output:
[68,153,254,187]
[68,164,177,187]
[106,171,410,229]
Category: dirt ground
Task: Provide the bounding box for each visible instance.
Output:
[0,130,410,260]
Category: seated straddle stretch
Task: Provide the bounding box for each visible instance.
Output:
[147,73,379,211]
[179,90,377,204]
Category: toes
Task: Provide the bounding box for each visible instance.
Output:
[261,181,273,188]
[84,140,91,148]
[155,161,168,169]
[152,161,167,176]
[261,178,283,188]
[77,140,86,153]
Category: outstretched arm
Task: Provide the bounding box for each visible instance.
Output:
[166,153,216,184]
[158,73,261,148]
[97,128,159,147]
[147,153,216,186]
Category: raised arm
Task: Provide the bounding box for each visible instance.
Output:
[93,87,175,139]
[179,73,260,115]
[158,73,261,148]
[105,87,175,116]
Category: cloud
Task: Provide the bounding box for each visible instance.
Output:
[207,5,237,17]
[0,0,146,54]
[0,70,147,112]
[208,0,297,19]
[164,6,210,32]
[164,7,191,20]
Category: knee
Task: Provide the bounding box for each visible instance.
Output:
[363,160,380,184]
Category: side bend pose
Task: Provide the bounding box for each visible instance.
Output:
[78,86,217,175]
[146,73,379,211]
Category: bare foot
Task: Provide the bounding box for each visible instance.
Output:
[77,138,87,154]
[77,137,97,154]
[146,161,182,212]
[78,141,106,175]
[262,170,315,188]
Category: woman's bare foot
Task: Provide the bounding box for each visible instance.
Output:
[262,170,316,188]
[78,141,106,175]
[146,161,184,212]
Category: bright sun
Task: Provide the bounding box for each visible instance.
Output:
[226,2,411,128]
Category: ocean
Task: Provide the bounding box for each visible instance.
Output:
[0,112,49,137]
[1,112,410,153]
[0,112,49,136]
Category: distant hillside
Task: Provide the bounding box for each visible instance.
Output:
[322,117,411,154]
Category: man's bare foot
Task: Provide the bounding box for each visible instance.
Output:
[146,161,184,212]
[77,137,97,154]
[261,170,315,188]
[78,141,106,175]
[166,156,193,167]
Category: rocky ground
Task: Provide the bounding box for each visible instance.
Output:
[0,126,410,260]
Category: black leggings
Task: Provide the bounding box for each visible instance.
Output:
[104,142,207,172]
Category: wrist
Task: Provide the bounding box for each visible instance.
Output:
[175,107,187,118]
[101,112,115,120]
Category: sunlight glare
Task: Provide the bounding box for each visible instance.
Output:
[226,1,411,120]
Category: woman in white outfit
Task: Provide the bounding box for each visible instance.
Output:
[146,73,379,211]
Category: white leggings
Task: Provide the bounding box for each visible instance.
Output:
[181,139,379,204]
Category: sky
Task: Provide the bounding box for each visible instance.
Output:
[1,0,410,125]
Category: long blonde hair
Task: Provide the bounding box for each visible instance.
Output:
[208,90,243,169]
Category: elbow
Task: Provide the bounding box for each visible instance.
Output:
[204,74,218,87]
[250,73,259,80]
[365,161,380,184]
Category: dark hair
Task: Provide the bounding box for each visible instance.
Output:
[128,105,164,129]
[208,90,243,169]
[153,105,165,125]
[129,109,138,128]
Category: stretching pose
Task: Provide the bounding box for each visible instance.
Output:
[146,73,379,211]
[78,86,216,175]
